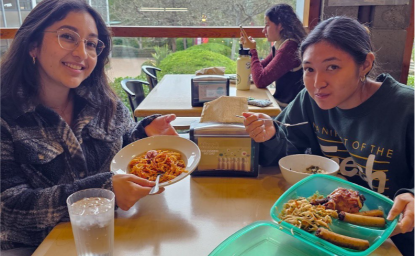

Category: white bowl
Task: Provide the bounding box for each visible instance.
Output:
[278,154,339,185]
[111,135,201,187]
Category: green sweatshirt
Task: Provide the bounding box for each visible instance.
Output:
[260,74,414,199]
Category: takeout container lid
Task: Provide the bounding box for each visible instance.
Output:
[209,221,333,256]
[210,174,398,256]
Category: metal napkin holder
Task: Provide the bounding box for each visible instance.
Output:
[189,122,259,177]
[191,75,230,107]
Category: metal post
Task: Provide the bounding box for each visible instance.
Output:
[1,0,8,27]
[15,0,22,25]
[106,0,109,25]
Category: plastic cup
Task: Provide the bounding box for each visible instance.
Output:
[67,188,115,256]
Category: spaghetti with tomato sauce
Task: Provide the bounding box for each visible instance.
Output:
[129,149,187,183]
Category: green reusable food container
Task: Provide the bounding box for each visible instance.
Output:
[210,174,398,256]
[270,174,398,256]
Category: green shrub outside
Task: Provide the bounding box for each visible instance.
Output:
[112,37,139,48]
[137,48,156,58]
[109,73,150,115]
[176,38,195,51]
[113,38,123,46]
[407,42,415,88]
[112,37,168,49]
[141,59,157,67]
[186,43,232,58]
[112,45,139,58]
[158,49,236,76]
[112,45,155,58]
[255,38,272,60]
[209,38,234,48]
[152,45,171,66]
[412,43,415,61]
[407,75,414,87]
[410,41,414,87]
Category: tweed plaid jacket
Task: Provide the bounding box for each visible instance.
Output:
[0,89,155,249]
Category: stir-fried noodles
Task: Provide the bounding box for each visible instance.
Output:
[279,194,338,232]
[129,149,187,183]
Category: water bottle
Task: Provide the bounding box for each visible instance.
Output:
[236,44,251,90]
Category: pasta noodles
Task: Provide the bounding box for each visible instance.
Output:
[279,193,338,232]
[129,149,188,183]
[304,165,327,174]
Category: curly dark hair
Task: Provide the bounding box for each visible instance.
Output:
[265,4,307,43]
[0,0,118,127]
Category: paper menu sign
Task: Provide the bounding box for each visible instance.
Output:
[197,137,252,172]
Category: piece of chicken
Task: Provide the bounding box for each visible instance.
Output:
[311,187,366,213]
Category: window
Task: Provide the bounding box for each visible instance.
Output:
[110,0,298,27]
[19,0,32,11]
[3,0,32,11]
[107,0,300,106]
[3,0,16,10]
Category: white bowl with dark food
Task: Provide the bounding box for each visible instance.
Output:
[279,154,339,185]
[111,135,201,187]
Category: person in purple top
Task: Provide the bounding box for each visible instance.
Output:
[240,4,307,109]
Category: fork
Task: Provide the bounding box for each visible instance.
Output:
[149,173,163,195]
[275,120,308,127]
[235,115,308,127]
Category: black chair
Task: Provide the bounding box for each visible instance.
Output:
[121,79,149,122]
[141,65,161,91]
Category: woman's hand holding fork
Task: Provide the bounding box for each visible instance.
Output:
[240,112,276,143]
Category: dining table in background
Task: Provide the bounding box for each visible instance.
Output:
[134,74,282,118]
[33,165,402,256]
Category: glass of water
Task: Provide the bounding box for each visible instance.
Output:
[67,188,115,256]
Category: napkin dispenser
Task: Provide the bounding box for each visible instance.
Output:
[191,75,230,107]
[189,122,259,177]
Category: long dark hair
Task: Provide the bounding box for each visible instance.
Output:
[1,0,117,127]
[265,4,307,43]
[300,16,375,78]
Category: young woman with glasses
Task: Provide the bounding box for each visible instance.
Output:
[0,0,177,253]
[240,4,307,109]
[242,16,414,256]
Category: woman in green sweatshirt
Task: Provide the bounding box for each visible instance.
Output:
[242,16,414,256]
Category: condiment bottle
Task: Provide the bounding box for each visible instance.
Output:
[236,44,251,90]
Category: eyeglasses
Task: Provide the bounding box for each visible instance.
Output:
[44,28,105,57]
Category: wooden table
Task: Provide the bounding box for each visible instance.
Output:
[33,166,402,256]
[134,74,281,118]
